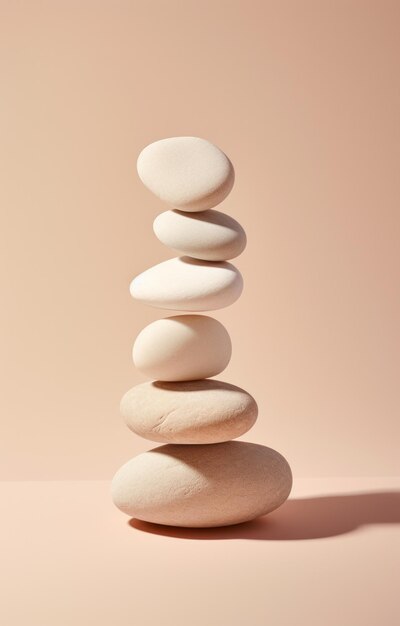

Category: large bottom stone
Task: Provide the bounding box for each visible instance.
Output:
[111,441,292,527]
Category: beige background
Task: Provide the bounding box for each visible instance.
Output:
[1,0,399,480]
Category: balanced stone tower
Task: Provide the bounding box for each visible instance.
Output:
[111,137,292,527]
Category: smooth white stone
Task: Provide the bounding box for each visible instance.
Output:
[132,315,231,381]
[137,136,235,211]
[120,379,258,444]
[130,256,243,311]
[111,442,292,527]
[153,209,247,261]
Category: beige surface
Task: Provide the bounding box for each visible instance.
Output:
[1,478,399,626]
[1,0,400,479]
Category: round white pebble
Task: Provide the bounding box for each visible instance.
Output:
[153,209,247,261]
[137,136,235,211]
[111,441,292,527]
[132,315,232,381]
[120,379,258,444]
[130,256,243,311]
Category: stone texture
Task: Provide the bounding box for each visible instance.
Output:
[111,441,293,527]
[153,208,247,261]
[120,379,258,444]
[132,315,232,381]
[130,256,243,311]
[137,136,234,211]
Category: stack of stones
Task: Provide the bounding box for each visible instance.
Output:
[111,137,292,528]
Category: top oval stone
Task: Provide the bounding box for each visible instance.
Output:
[137,137,235,211]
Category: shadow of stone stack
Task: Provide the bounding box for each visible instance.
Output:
[112,136,292,528]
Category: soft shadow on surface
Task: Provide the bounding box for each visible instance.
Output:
[128,491,400,540]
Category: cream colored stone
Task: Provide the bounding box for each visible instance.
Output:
[120,379,258,444]
[130,256,243,311]
[111,441,292,527]
[132,315,231,381]
[137,136,234,211]
[153,209,247,261]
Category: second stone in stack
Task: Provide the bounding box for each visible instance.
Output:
[112,137,292,528]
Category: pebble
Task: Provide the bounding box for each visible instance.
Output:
[133,315,231,381]
[130,256,243,311]
[137,136,235,211]
[120,379,258,444]
[111,441,292,527]
[153,209,247,261]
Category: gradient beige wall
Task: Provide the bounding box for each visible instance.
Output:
[1,0,399,479]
